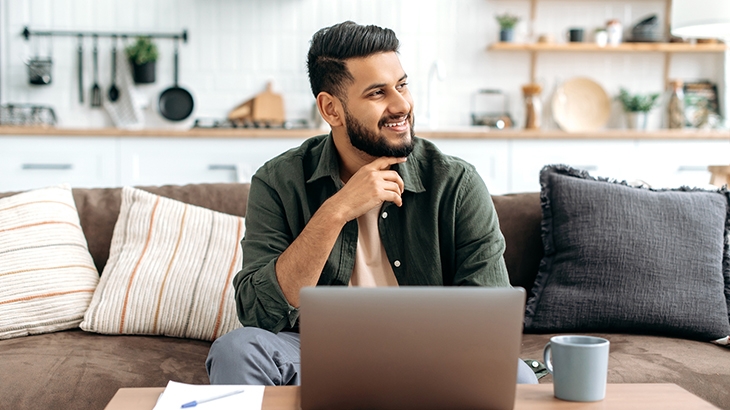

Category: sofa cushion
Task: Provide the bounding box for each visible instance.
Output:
[0,185,99,339]
[524,165,730,342]
[81,187,244,341]
[68,183,250,275]
[0,329,211,410]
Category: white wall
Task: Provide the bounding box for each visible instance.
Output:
[0,0,723,129]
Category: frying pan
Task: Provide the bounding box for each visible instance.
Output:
[158,39,193,121]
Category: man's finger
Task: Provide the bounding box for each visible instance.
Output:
[371,156,407,170]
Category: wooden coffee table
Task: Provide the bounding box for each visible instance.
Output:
[105,383,719,409]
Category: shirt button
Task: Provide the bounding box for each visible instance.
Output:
[382,211,388,219]
[394,260,401,268]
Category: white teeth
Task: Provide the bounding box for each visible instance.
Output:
[384,120,406,128]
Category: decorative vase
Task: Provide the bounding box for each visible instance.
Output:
[500,29,514,42]
[131,60,156,84]
[626,112,648,130]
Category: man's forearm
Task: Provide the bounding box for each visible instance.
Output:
[275,201,347,307]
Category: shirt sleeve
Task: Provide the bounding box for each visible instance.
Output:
[452,168,511,288]
[233,173,300,333]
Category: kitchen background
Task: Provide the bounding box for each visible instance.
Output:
[1,0,725,130]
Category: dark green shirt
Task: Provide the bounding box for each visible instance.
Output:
[234,134,510,333]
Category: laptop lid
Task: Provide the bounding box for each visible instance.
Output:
[299,286,525,410]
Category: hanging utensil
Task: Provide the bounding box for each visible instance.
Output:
[158,37,194,121]
[90,35,101,108]
[77,35,84,104]
[27,34,52,85]
[108,35,120,102]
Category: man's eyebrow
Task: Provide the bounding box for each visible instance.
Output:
[361,74,408,95]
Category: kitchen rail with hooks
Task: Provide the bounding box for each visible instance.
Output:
[22,26,188,43]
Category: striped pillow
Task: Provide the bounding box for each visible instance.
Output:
[0,184,99,340]
[81,187,244,341]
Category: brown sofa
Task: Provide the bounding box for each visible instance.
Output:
[1,183,728,410]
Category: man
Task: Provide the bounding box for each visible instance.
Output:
[206,21,538,385]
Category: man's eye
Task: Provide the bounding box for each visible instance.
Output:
[398,82,408,89]
[370,90,384,96]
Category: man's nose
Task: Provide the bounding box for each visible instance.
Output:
[388,90,412,115]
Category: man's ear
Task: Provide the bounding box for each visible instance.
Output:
[316,92,344,128]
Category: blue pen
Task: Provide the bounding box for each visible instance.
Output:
[180,389,245,408]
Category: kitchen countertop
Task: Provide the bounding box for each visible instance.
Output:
[0,126,729,140]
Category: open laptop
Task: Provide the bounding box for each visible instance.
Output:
[299,286,526,410]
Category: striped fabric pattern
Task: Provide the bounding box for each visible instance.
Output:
[81,186,244,341]
[0,184,99,340]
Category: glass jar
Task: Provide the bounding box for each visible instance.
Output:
[668,79,685,129]
[522,83,543,130]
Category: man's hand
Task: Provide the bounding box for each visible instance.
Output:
[324,156,407,223]
[274,156,406,307]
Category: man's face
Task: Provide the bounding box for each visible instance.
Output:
[341,52,415,158]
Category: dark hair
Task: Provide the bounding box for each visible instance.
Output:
[307,21,400,99]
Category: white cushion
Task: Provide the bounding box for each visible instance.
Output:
[81,186,244,341]
[0,184,99,339]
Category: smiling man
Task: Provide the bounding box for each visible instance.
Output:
[206,21,537,386]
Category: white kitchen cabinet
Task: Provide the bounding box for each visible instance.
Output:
[429,139,511,195]
[2,133,725,195]
[509,140,637,193]
[118,137,306,186]
[0,136,118,191]
[632,140,730,189]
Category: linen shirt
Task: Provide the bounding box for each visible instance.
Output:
[233,133,510,333]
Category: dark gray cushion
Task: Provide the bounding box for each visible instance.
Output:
[524,165,730,341]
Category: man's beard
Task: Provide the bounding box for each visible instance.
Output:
[344,106,415,158]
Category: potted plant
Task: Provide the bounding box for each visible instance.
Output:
[617,88,659,129]
[496,13,520,42]
[125,36,159,84]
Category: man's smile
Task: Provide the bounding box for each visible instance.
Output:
[381,115,411,132]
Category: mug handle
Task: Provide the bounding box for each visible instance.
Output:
[543,342,554,375]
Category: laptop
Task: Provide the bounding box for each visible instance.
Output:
[299,286,526,410]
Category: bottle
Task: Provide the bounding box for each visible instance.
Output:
[606,19,623,46]
[522,83,543,130]
[668,79,685,129]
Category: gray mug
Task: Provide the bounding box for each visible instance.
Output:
[543,335,610,402]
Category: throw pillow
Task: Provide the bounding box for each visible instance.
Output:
[81,186,244,341]
[0,184,99,339]
[524,165,730,342]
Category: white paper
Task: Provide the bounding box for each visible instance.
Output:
[153,381,265,410]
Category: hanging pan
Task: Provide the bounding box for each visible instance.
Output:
[158,38,194,121]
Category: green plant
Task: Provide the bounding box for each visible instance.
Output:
[125,37,159,65]
[495,13,520,30]
[617,88,660,112]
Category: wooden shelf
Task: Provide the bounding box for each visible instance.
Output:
[418,128,730,140]
[488,42,728,53]
[2,126,727,141]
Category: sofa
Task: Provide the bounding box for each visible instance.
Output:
[1,181,729,410]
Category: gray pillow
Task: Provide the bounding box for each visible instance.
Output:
[524,165,730,341]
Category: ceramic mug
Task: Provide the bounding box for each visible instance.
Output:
[568,28,584,42]
[543,335,610,402]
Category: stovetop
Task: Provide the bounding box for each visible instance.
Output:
[192,118,309,129]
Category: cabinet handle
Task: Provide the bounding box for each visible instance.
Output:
[22,163,73,170]
[208,164,237,171]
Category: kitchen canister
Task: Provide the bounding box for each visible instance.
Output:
[522,83,543,130]
[606,19,623,46]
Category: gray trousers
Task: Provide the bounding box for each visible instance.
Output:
[206,327,539,385]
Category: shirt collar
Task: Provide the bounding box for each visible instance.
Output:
[306,133,426,194]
